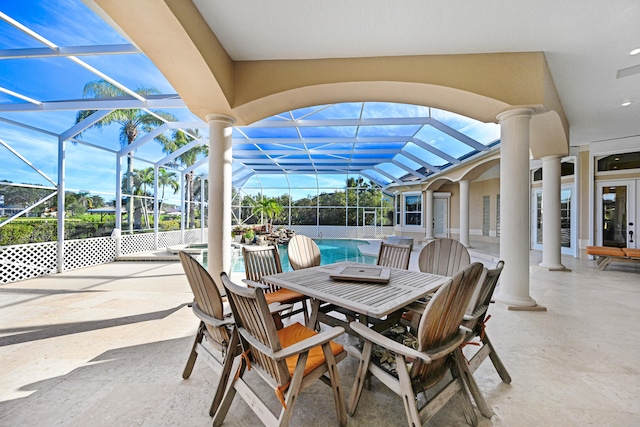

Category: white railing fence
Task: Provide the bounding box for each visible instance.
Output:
[1,225,395,285]
[289,225,393,239]
[1,242,57,285]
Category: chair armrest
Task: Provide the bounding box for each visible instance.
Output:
[192,303,234,328]
[404,300,428,315]
[272,326,346,361]
[236,326,345,361]
[421,329,468,359]
[463,305,488,322]
[350,322,431,363]
[267,302,294,314]
[242,278,269,289]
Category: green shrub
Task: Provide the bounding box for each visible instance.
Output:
[0,216,195,246]
[0,222,38,245]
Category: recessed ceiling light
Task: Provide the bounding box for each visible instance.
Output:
[630,48,640,55]
[622,101,632,106]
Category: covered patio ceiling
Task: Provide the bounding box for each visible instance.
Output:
[0,1,500,192]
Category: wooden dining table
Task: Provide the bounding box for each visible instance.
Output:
[263,261,450,334]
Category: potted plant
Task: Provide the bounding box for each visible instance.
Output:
[243,229,255,244]
[232,225,244,243]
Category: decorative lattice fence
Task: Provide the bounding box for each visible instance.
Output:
[289,225,393,239]
[0,228,209,284]
[0,226,393,284]
[64,237,116,271]
[0,242,58,284]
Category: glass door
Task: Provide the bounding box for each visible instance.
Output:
[596,180,637,248]
[531,187,575,255]
[433,196,449,238]
[531,190,543,251]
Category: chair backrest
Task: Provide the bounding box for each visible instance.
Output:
[412,262,484,386]
[465,260,505,324]
[376,242,411,270]
[242,245,283,292]
[417,238,470,276]
[220,272,290,386]
[287,235,321,270]
[179,251,229,346]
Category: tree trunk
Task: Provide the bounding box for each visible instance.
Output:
[184,174,192,228]
[187,173,195,228]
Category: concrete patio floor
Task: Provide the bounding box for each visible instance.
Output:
[1,248,639,426]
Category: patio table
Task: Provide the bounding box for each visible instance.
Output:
[263,262,449,334]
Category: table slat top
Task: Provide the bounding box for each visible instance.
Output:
[264,262,449,318]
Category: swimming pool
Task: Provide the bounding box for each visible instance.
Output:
[230,238,377,272]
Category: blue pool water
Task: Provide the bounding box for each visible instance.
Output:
[230,238,377,272]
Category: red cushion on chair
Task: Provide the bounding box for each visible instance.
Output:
[278,322,343,376]
[586,246,625,256]
[264,288,306,305]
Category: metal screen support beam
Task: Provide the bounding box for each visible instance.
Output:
[114,154,122,257]
[180,172,185,242]
[200,176,206,243]
[153,165,159,250]
[57,136,66,273]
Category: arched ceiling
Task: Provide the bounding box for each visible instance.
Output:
[13,0,639,194]
[88,0,640,148]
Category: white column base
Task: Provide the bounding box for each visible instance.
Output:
[538,262,572,271]
[507,304,548,312]
[494,291,539,308]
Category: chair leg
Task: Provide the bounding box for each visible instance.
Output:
[347,341,372,416]
[483,333,512,384]
[212,356,243,427]
[209,331,240,416]
[451,356,478,427]
[279,351,309,427]
[396,354,422,426]
[322,343,347,427]
[182,321,204,379]
[302,299,310,325]
[454,348,493,419]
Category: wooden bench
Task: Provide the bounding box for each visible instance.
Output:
[586,246,640,270]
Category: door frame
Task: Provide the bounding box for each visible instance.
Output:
[595,179,637,248]
[531,185,577,256]
[433,192,451,238]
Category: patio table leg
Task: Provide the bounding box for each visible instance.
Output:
[309,298,321,330]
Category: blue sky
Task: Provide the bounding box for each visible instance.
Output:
[0,0,201,205]
[0,0,500,206]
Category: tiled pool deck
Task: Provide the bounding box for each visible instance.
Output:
[1,244,639,426]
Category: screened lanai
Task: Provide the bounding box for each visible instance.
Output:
[0,1,504,284]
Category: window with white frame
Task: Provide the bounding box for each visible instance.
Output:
[404,193,422,226]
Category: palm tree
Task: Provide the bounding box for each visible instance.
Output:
[156,129,207,228]
[125,167,154,229]
[158,168,179,213]
[75,80,176,232]
[252,197,284,232]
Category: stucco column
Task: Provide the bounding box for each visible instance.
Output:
[459,180,470,247]
[539,155,567,270]
[425,189,434,241]
[207,114,235,285]
[495,108,539,308]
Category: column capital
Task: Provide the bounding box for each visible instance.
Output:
[205,113,236,125]
[540,154,563,162]
[496,107,535,123]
